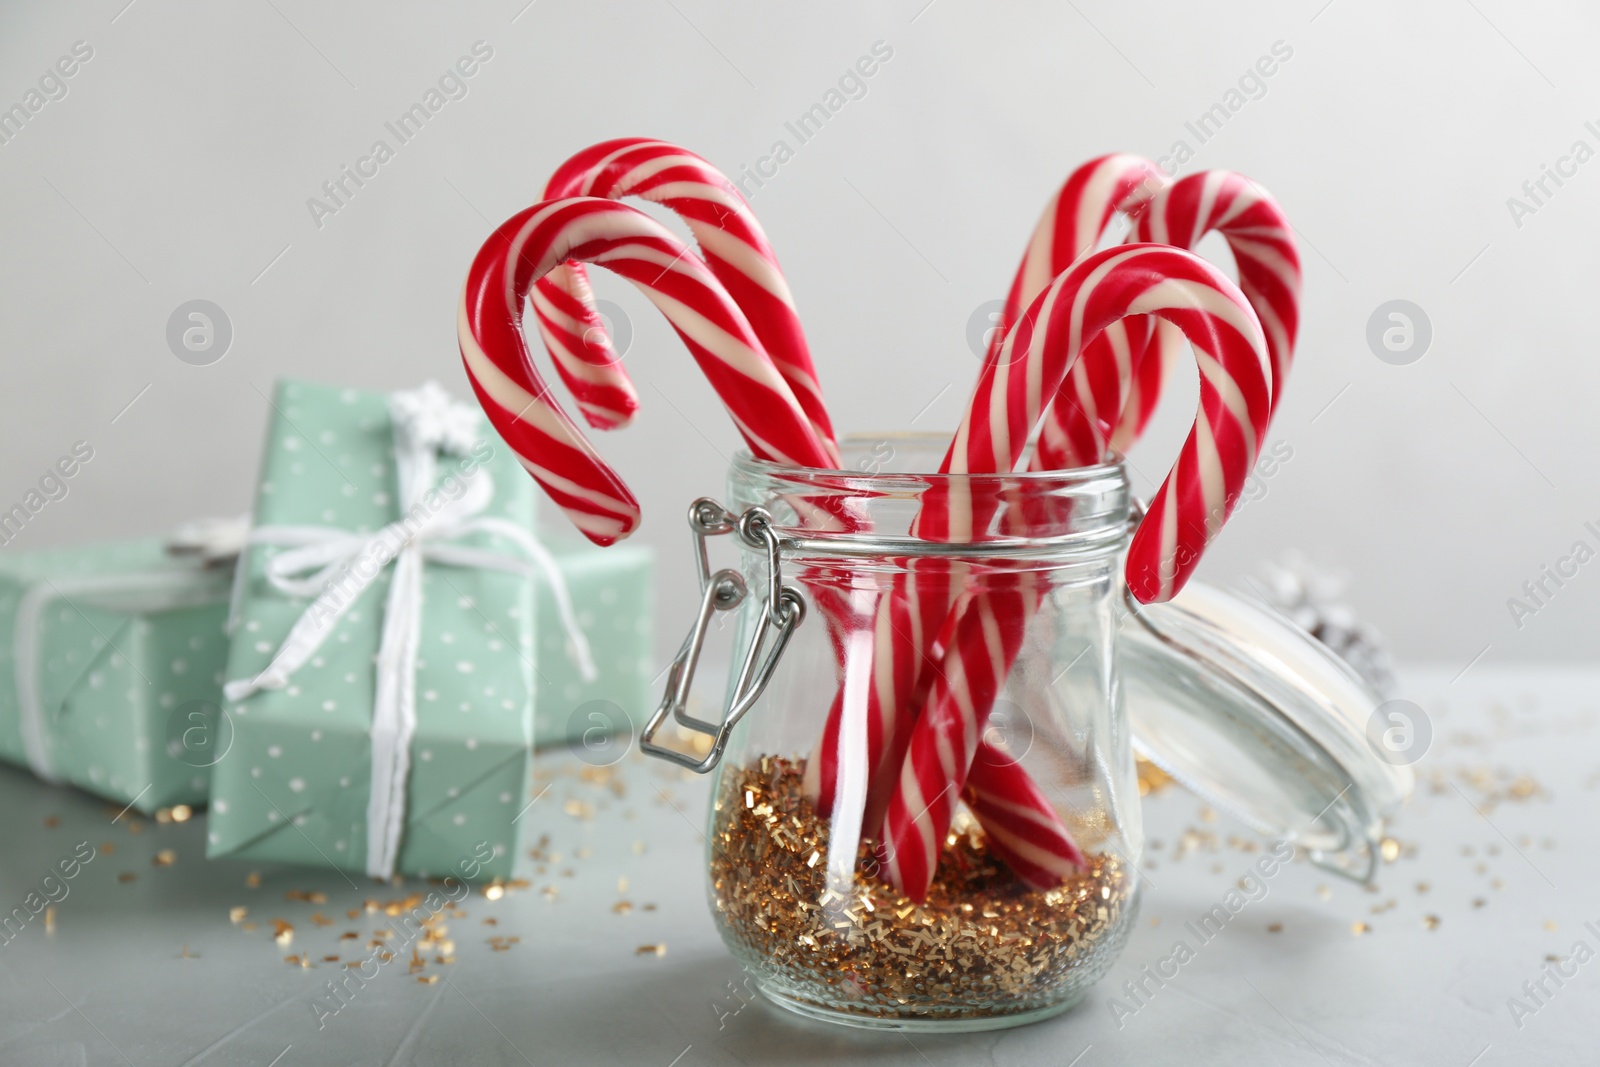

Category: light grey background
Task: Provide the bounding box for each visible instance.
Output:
[0,0,1594,671]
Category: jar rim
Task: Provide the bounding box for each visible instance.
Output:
[731,433,1127,489]
[728,434,1131,561]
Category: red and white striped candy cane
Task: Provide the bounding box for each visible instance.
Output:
[534,139,839,461]
[879,244,1273,899]
[1033,170,1300,470]
[458,196,838,544]
[844,157,1177,832]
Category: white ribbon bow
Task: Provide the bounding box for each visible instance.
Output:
[223,382,595,880]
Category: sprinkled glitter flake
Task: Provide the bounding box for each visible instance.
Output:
[708,757,1132,1023]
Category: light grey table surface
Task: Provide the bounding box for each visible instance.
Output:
[0,664,1594,1067]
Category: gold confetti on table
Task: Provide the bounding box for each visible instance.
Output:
[418,975,440,985]
[1350,922,1371,936]
[245,872,261,888]
[708,756,1131,1022]
[1267,922,1283,933]
[153,850,176,867]
[229,907,248,924]
[1423,915,1441,930]
[1379,838,1401,863]
[272,920,294,947]
[1135,757,1174,797]
[117,872,137,884]
[636,943,667,957]
[171,804,193,823]
[42,815,59,828]
[44,906,55,933]
[99,842,115,855]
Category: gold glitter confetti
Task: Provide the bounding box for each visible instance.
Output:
[99,842,115,855]
[273,920,294,947]
[1135,757,1174,797]
[484,885,504,901]
[155,808,173,824]
[617,877,629,894]
[1545,920,1558,931]
[613,901,634,915]
[43,816,59,828]
[1316,885,1331,901]
[1379,838,1401,863]
[310,913,334,928]
[1423,915,1441,930]
[1267,922,1283,933]
[44,907,55,933]
[1415,882,1430,895]
[153,850,176,867]
[323,954,341,963]
[418,975,439,985]
[632,840,647,856]
[564,799,596,820]
[1473,898,1488,909]
[117,872,137,884]
[229,907,248,924]
[708,757,1130,1022]
[126,820,143,835]
[636,943,667,957]
[171,805,193,823]
[1350,922,1370,936]
[241,923,258,932]
[245,872,261,888]
[285,890,328,904]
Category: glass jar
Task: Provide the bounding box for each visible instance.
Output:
[638,435,1412,1032]
[643,436,1140,1030]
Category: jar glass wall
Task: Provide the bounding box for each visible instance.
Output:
[692,436,1140,1030]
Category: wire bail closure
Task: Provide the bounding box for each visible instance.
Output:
[639,498,807,773]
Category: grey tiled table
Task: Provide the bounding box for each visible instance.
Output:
[0,665,1593,1066]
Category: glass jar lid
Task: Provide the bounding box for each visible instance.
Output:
[1120,580,1413,882]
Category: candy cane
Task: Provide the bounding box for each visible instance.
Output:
[891,173,1298,892]
[534,139,839,461]
[461,194,904,866]
[1033,170,1300,470]
[812,156,1177,831]
[458,196,838,544]
[880,244,1273,899]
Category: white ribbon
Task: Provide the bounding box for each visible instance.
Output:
[222,382,596,880]
[13,526,242,783]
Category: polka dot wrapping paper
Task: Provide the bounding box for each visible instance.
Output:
[208,380,549,882]
[0,539,232,812]
[530,536,653,753]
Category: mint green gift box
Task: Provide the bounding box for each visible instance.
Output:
[0,539,233,812]
[534,536,654,751]
[208,379,548,881]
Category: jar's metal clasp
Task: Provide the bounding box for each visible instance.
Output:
[638,498,807,774]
